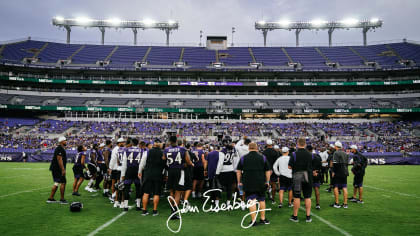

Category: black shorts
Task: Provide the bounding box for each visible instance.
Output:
[193,166,204,181]
[72,165,84,179]
[52,169,66,184]
[167,168,183,191]
[353,174,364,188]
[143,178,163,195]
[88,163,97,175]
[270,172,279,183]
[111,170,121,180]
[279,175,292,191]
[182,167,193,191]
[124,167,141,185]
[98,163,107,175]
[293,182,312,199]
[334,176,348,189]
[219,171,236,188]
[245,190,266,202]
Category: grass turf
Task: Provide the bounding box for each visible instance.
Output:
[0,163,419,236]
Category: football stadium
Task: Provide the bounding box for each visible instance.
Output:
[0,1,419,235]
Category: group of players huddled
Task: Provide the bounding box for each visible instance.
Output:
[47,134,368,223]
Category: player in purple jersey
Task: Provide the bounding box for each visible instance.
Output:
[218,137,240,206]
[121,138,147,211]
[94,143,106,190]
[192,143,207,199]
[164,136,193,220]
[72,145,87,196]
[102,140,112,197]
[85,144,99,193]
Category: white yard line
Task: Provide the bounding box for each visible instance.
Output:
[364,185,420,199]
[299,207,352,236]
[0,187,50,198]
[87,205,133,236]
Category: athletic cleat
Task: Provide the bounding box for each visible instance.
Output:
[348,197,358,202]
[316,204,321,210]
[59,199,68,204]
[289,215,299,223]
[357,200,364,204]
[72,192,81,196]
[170,214,180,220]
[248,221,259,227]
[124,208,129,212]
[288,203,294,208]
[342,204,348,209]
[278,203,283,208]
[306,216,312,223]
[142,210,149,216]
[197,192,202,198]
[330,203,341,208]
[113,202,120,208]
[136,207,142,211]
[120,204,125,209]
[46,198,57,203]
[260,219,270,225]
[271,200,276,205]
[152,210,159,216]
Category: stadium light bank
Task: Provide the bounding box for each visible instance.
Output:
[255,18,383,47]
[52,16,179,45]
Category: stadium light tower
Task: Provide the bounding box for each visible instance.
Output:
[52,17,179,45]
[255,18,383,47]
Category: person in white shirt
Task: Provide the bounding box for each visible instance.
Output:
[272,147,293,208]
[108,138,125,207]
[319,147,329,184]
[235,137,251,159]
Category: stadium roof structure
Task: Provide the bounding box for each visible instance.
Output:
[52,17,179,46]
[255,18,383,47]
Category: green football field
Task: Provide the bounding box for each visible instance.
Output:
[0,163,419,236]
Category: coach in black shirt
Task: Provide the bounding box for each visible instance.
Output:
[139,140,166,216]
[237,142,271,226]
[288,137,313,223]
[262,139,279,203]
[47,137,68,204]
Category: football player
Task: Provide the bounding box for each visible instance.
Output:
[217,136,240,206]
[93,143,106,191]
[102,140,113,197]
[109,138,126,207]
[164,136,193,220]
[72,145,87,196]
[121,138,147,211]
[192,143,207,199]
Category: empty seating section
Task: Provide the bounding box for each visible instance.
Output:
[319,47,363,66]
[108,46,148,66]
[147,47,182,65]
[391,43,420,63]
[1,40,420,68]
[285,47,327,67]
[71,45,115,64]
[218,47,253,66]
[37,42,81,62]
[251,47,289,66]
[182,47,215,66]
[1,40,46,62]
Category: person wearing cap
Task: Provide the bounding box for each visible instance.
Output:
[330,141,350,209]
[349,145,367,204]
[273,145,280,154]
[109,137,126,208]
[47,137,68,204]
[237,142,271,227]
[288,137,313,223]
[262,139,279,204]
[272,147,293,208]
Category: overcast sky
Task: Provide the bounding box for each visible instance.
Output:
[0,0,419,46]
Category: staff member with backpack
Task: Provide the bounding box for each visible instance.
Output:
[288,137,313,223]
[349,145,367,204]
